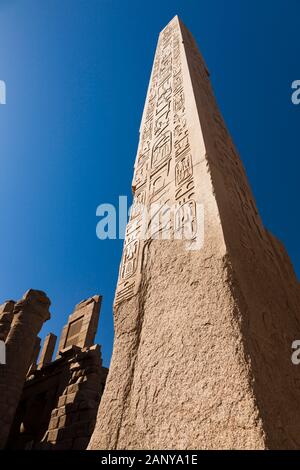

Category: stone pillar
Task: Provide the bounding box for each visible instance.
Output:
[0,290,51,449]
[56,296,102,358]
[0,301,15,342]
[89,16,300,450]
[27,336,41,374]
[38,333,57,369]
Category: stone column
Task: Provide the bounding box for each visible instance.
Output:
[0,290,51,449]
[56,296,101,358]
[38,333,57,369]
[27,337,41,374]
[0,300,15,342]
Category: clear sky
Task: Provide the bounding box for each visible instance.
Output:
[0,0,299,367]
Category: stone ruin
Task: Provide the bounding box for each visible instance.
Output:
[0,291,108,450]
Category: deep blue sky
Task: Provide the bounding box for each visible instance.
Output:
[0,0,299,367]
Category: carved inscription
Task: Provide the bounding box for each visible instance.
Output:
[175,154,193,185]
[115,18,199,305]
[152,131,172,169]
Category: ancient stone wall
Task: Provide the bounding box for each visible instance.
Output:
[0,290,51,449]
[0,293,107,451]
[56,296,101,357]
[42,345,107,450]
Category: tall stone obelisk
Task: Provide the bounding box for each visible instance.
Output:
[89,16,300,449]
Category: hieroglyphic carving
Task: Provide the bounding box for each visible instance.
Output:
[156,95,171,118]
[172,28,196,239]
[135,149,149,168]
[161,23,173,49]
[173,60,182,77]
[151,131,172,169]
[173,72,183,92]
[150,162,171,203]
[120,240,139,280]
[210,102,266,251]
[175,154,193,185]
[146,97,156,120]
[175,199,197,239]
[116,17,200,305]
[131,189,146,219]
[120,221,141,280]
[173,89,185,113]
[158,76,172,104]
[154,106,171,137]
[133,160,148,190]
[159,54,172,84]
[147,198,173,240]
[141,119,153,143]
[174,112,187,138]
[115,281,135,304]
[175,178,195,201]
[175,132,189,158]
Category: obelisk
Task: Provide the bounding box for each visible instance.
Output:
[89,16,300,449]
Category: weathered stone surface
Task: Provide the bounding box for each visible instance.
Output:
[38,332,57,369]
[27,336,41,374]
[0,290,51,449]
[0,300,15,341]
[89,16,300,450]
[6,297,108,451]
[41,344,107,450]
[56,296,102,357]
